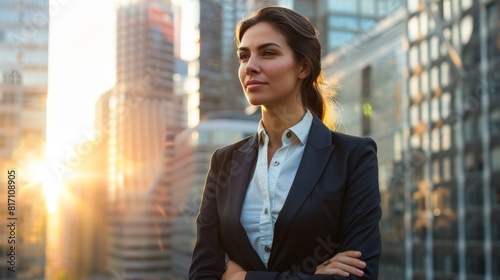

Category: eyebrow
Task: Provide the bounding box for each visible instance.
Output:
[237,42,282,52]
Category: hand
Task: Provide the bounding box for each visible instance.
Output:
[315,251,366,278]
[222,260,247,280]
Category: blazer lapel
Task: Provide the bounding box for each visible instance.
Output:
[227,133,267,270]
[270,116,335,265]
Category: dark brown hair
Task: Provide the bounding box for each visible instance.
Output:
[235,6,336,129]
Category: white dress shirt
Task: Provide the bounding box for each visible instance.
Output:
[240,110,313,268]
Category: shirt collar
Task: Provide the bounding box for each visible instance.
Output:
[257,110,313,146]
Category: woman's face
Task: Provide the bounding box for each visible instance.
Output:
[237,22,308,108]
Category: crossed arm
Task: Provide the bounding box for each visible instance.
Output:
[222,250,367,280]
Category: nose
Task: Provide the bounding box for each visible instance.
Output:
[245,56,260,74]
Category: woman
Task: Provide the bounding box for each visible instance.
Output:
[189,6,381,280]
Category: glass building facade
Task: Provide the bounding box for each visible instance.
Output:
[198,0,248,121]
[324,8,407,278]
[0,0,48,279]
[405,0,499,279]
[287,0,405,51]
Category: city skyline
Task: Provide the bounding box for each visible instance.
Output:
[1,0,498,279]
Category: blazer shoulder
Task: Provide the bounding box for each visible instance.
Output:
[213,133,256,157]
[330,131,377,153]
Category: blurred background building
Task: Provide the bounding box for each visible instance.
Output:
[100,0,185,279]
[247,0,405,51]
[403,0,500,279]
[183,0,249,123]
[323,7,407,278]
[0,0,49,279]
[167,111,258,279]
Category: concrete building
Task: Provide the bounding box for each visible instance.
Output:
[0,0,49,278]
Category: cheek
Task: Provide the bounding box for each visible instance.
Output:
[238,65,245,84]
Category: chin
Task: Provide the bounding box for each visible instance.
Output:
[245,95,266,107]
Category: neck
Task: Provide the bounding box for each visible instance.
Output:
[261,103,306,148]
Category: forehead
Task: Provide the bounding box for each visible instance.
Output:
[239,22,288,48]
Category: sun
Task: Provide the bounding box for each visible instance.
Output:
[22,160,61,213]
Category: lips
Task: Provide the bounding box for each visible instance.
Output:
[245,80,266,90]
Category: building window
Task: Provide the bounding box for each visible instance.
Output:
[434,251,458,273]
[487,2,498,32]
[466,213,484,241]
[408,15,419,42]
[440,62,450,88]
[460,15,474,46]
[441,92,452,119]
[409,45,419,70]
[491,212,500,241]
[493,253,500,277]
[409,74,419,98]
[421,70,429,94]
[421,100,429,123]
[489,69,500,98]
[441,125,452,151]
[492,182,500,206]
[442,157,452,181]
[491,108,500,135]
[492,146,500,172]
[328,0,357,13]
[461,0,473,11]
[466,250,485,275]
[431,66,439,91]
[443,0,452,21]
[432,128,440,153]
[465,150,483,173]
[431,97,440,122]
[432,158,440,183]
[429,35,440,62]
[465,183,483,207]
[419,12,429,37]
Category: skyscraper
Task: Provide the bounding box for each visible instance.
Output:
[196,0,248,121]
[105,0,184,278]
[0,0,49,278]
[404,0,499,279]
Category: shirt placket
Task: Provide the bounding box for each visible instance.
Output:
[257,135,273,266]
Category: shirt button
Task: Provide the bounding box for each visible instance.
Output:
[264,245,271,252]
[273,161,279,166]
[286,131,292,138]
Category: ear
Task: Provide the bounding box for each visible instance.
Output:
[298,59,311,80]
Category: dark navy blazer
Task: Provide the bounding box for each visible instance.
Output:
[189,115,382,280]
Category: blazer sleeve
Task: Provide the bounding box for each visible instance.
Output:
[246,137,382,280]
[337,137,381,279]
[188,149,226,279]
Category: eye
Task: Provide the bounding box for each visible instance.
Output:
[263,50,276,56]
[238,53,249,62]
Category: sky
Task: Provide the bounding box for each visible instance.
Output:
[45,0,116,207]
[47,0,116,161]
[45,0,195,209]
